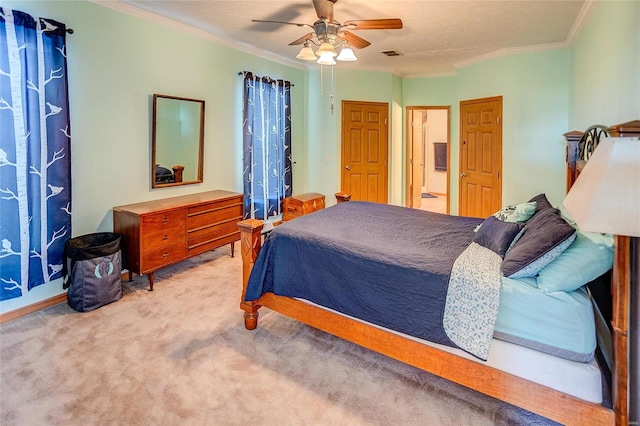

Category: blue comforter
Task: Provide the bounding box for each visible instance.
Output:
[245,201,483,348]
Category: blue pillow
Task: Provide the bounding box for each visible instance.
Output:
[536,232,613,293]
[473,216,524,258]
[502,208,577,278]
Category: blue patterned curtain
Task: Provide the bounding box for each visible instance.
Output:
[241,72,292,220]
[0,9,72,301]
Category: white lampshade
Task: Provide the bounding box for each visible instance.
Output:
[336,46,357,61]
[564,137,640,237]
[315,41,337,57]
[296,44,317,61]
[316,52,336,65]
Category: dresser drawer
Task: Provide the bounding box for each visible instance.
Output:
[188,220,240,250]
[142,209,185,232]
[141,243,186,272]
[187,203,243,231]
[188,196,242,215]
[141,226,185,251]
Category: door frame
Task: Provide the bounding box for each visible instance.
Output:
[405,105,450,213]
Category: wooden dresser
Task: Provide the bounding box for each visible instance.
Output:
[113,190,243,290]
[282,193,325,221]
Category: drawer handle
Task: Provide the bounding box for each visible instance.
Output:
[162,218,169,224]
[162,235,169,241]
[313,201,317,208]
[162,252,169,258]
[287,207,297,212]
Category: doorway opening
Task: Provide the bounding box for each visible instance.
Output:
[405,106,450,214]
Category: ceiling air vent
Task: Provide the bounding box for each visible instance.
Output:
[381,50,403,57]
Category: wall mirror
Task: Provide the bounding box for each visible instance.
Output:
[152,94,205,188]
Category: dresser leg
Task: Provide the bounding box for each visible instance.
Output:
[148,272,155,291]
[230,242,235,258]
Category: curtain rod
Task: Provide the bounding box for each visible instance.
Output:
[238,71,293,87]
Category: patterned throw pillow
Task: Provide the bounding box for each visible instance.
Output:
[474,201,537,232]
[492,201,537,222]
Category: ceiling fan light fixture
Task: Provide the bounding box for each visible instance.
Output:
[316,52,336,65]
[316,41,337,57]
[296,44,317,61]
[337,46,357,61]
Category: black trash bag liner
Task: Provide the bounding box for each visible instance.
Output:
[62,232,122,312]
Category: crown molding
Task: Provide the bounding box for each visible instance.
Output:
[453,0,595,71]
[565,0,596,46]
[91,0,305,71]
[453,41,567,69]
[402,70,458,79]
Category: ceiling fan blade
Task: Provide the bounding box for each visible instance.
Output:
[251,19,311,28]
[313,0,337,21]
[343,19,403,30]
[289,32,315,46]
[338,31,371,49]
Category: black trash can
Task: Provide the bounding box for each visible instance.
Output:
[63,232,123,312]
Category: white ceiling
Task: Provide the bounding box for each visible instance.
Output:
[112,0,589,77]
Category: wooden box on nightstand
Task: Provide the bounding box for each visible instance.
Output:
[282,193,325,221]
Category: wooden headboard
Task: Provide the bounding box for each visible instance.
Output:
[565,119,640,424]
[565,120,640,191]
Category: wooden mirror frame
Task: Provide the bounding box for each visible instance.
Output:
[151,94,205,188]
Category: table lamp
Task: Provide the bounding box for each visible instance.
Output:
[563,137,639,424]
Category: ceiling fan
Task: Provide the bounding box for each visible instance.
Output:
[251,0,403,64]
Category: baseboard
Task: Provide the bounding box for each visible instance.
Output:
[0,293,68,325]
[0,271,131,324]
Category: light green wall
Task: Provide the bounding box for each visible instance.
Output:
[0,0,306,313]
[569,0,640,129]
[456,49,571,210]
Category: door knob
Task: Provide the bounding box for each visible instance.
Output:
[345,165,351,170]
[461,173,467,178]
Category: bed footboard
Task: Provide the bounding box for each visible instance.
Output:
[238,219,263,330]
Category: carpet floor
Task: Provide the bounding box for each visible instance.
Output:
[1,243,559,425]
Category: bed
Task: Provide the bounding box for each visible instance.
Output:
[238,122,639,425]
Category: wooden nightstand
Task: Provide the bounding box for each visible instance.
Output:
[282,193,325,221]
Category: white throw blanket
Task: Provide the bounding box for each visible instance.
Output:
[443,242,503,360]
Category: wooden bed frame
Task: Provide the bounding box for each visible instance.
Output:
[238,121,639,426]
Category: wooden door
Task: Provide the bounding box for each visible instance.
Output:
[459,96,502,218]
[341,101,389,203]
[409,110,424,208]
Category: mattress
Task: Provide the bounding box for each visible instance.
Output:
[494,277,596,362]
